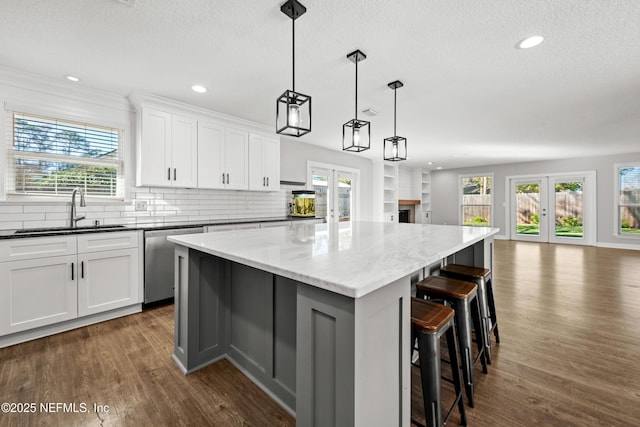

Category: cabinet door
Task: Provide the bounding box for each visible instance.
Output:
[249,134,280,191]
[248,134,265,191]
[139,108,172,187]
[77,248,139,317]
[171,115,198,188]
[0,255,77,336]
[224,128,249,190]
[198,121,226,189]
[263,137,280,191]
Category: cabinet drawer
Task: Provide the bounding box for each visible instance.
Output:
[0,236,77,263]
[77,231,139,253]
[259,221,291,228]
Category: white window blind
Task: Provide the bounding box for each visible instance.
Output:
[7,112,123,198]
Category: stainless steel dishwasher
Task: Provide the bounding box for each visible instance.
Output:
[144,227,204,305]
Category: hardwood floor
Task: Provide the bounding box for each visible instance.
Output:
[1,240,639,426]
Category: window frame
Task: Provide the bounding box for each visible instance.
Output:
[4,108,126,202]
[459,173,494,227]
[614,162,640,239]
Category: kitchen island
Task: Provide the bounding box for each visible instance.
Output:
[168,221,498,426]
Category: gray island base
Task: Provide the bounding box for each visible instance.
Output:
[168,221,498,426]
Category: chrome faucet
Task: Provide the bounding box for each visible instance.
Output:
[69,187,86,228]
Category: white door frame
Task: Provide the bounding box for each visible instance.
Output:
[307,161,360,223]
[505,171,597,246]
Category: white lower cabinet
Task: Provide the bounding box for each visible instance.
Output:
[77,247,138,317]
[0,254,77,336]
[0,231,141,338]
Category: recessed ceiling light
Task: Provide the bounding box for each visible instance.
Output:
[516,35,544,49]
[436,166,443,170]
[191,85,207,93]
[65,75,80,82]
[427,162,433,165]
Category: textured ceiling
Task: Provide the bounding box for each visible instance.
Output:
[1,0,640,169]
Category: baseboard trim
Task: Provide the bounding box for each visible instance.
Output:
[0,304,142,349]
[596,242,640,251]
[225,355,296,418]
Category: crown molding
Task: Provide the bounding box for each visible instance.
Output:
[0,65,131,112]
[128,91,273,133]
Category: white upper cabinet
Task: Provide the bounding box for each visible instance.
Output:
[138,108,197,188]
[171,114,198,188]
[224,127,249,190]
[249,133,280,191]
[138,108,170,187]
[197,121,225,188]
[134,95,279,192]
[198,123,249,190]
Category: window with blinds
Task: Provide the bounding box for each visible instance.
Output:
[7,112,123,199]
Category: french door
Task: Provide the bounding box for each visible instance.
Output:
[509,172,596,245]
[309,164,356,223]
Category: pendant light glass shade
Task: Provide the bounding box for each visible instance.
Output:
[383,80,407,161]
[343,119,371,152]
[277,90,311,136]
[343,49,370,152]
[276,0,311,137]
[383,136,407,161]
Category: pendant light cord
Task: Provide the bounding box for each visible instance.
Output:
[355,59,358,120]
[292,18,295,92]
[394,88,397,136]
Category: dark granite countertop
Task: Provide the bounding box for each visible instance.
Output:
[0,216,322,240]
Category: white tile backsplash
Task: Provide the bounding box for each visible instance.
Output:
[0,186,290,230]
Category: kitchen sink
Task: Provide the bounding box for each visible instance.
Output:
[15,224,128,234]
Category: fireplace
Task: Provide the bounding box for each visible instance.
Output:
[398,199,420,223]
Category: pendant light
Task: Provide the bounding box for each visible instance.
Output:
[342,49,370,152]
[276,0,311,137]
[383,80,407,161]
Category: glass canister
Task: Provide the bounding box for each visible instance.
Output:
[291,190,316,217]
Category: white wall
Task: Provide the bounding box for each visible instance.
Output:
[397,166,413,199]
[0,68,289,230]
[431,152,640,248]
[280,138,374,221]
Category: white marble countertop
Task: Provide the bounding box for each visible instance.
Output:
[168,221,499,298]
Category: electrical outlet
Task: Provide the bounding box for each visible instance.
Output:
[134,200,148,211]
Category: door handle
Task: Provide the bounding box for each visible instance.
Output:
[222,173,226,184]
[266,177,269,186]
[263,177,266,186]
[173,168,177,181]
[71,262,74,280]
[226,173,229,184]
[81,261,85,279]
[167,168,171,180]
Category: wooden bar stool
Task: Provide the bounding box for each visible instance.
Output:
[416,275,488,408]
[411,297,467,427]
[440,264,500,364]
